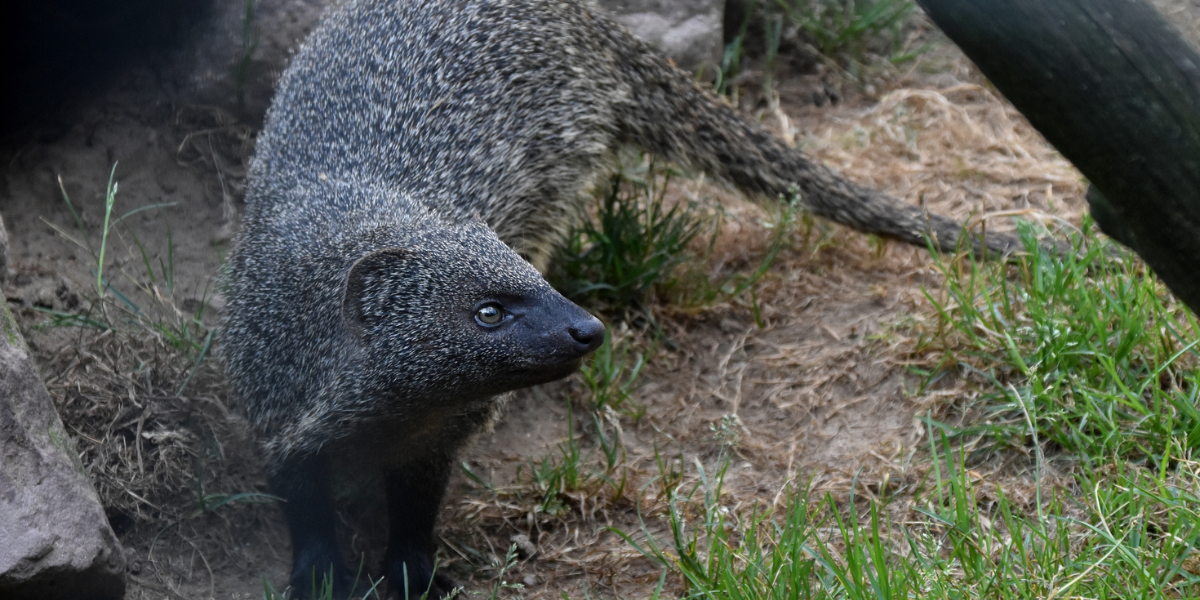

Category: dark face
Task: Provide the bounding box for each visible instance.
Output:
[465,285,605,387]
[343,221,604,401]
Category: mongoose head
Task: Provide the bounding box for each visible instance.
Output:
[341,220,605,403]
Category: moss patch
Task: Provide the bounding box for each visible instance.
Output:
[0,298,23,350]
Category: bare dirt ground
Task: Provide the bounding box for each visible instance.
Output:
[5,2,1194,599]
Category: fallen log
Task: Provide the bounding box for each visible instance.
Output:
[917,0,1200,312]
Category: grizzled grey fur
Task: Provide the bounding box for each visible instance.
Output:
[222,0,1017,597]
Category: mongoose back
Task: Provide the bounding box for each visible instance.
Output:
[222,0,1018,597]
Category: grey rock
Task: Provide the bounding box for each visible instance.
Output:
[0,245,125,599]
[591,0,725,72]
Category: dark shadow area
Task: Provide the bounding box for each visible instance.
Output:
[1,0,214,139]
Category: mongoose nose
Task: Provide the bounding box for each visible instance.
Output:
[568,317,605,354]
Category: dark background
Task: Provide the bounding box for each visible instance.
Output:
[0,0,214,136]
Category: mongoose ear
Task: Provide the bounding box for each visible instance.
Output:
[342,248,409,338]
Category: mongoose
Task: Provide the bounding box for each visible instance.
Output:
[223,181,606,598]
[222,0,1020,597]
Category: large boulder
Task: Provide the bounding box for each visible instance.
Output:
[0,213,126,599]
[592,0,726,73]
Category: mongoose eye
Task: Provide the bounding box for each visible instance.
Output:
[475,303,504,326]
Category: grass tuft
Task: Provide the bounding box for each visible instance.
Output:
[551,160,706,320]
[915,219,1200,465]
[715,0,926,101]
[49,165,214,356]
[779,0,918,65]
[615,431,1200,599]
[552,158,795,328]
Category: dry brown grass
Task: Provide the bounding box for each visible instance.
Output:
[26,321,284,594]
[806,84,1085,224]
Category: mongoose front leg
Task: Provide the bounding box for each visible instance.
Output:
[384,455,457,599]
[272,454,358,599]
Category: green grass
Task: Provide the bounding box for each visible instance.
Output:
[715,0,925,99]
[777,0,919,65]
[716,0,757,97]
[516,376,634,518]
[616,432,1200,599]
[580,329,646,418]
[262,569,385,600]
[597,219,1200,599]
[260,556,461,600]
[551,158,795,327]
[915,220,1200,465]
[520,398,594,518]
[551,160,706,320]
[45,165,215,369]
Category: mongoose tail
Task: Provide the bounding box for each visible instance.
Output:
[605,28,1023,258]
